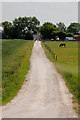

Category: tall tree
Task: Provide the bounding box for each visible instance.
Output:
[13,16,40,39]
[56,22,66,32]
[67,23,80,34]
[1,21,13,39]
[40,22,57,39]
[1,16,40,39]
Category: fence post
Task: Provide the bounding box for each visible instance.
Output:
[56,55,57,61]
[44,42,57,61]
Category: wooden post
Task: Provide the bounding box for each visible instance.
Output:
[54,53,55,60]
[56,55,57,61]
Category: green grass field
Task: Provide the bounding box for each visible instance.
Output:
[42,41,78,103]
[2,39,33,105]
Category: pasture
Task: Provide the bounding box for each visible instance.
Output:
[42,41,78,103]
[2,39,33,105]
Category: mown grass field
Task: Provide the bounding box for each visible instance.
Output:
[2,39,33,105]
[42,41,78,103]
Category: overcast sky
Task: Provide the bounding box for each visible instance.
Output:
[0,0,79,30]
[0,0,80,2]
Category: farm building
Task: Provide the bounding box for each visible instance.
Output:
[33,33,42,40]
[74,35,80,41]
[65,37,75,41]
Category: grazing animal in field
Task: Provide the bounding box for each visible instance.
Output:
[59,43,66,47]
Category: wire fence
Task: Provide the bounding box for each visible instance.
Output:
[43,42,78,62]
[43,42,57,61]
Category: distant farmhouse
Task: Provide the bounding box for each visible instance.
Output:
[33,33,42,40]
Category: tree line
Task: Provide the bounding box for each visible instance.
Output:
[1,16,80,40]
[1,17,40,39]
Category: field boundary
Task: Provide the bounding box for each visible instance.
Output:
[43,41,57,61]
[42,41,78,112]
[2,40,34,105]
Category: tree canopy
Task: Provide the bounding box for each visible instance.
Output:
[40,22,57,39]
[56,22,66,32]
[1,21,13,39]
[1,16,40,39]
[67,23,80,34]
[1,17,80,40]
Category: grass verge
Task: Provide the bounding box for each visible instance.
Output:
[2,39,33,105]
[42,41,78,104]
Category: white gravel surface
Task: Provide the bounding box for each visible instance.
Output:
[2,41,78,118]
